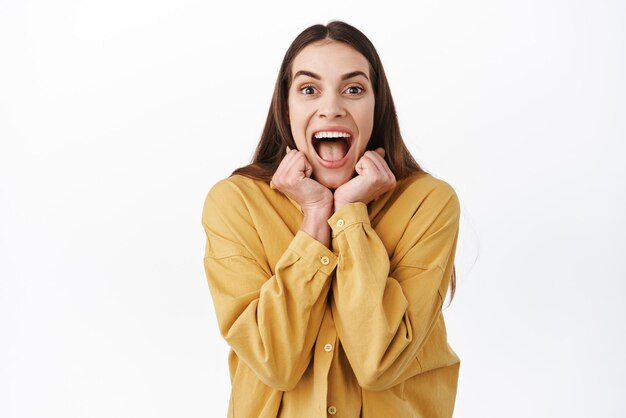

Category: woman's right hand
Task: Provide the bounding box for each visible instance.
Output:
[271,147,333,246]
[271,147,333,215]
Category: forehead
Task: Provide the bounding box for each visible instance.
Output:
[291,40,370,79]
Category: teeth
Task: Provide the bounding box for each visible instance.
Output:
[313,131,351,139]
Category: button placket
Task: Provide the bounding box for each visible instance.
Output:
[324,343,333,352]
[313,310,336,417]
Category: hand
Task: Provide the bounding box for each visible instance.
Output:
[333,148,396,211]
[271,147,333,217]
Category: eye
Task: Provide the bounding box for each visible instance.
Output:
[345,86,364,95]
[300,85,317,95]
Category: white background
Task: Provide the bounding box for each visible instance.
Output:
[1,0,625,417]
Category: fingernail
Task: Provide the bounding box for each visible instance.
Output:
[286,146,291,152]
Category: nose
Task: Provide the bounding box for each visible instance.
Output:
[318,92,346,119]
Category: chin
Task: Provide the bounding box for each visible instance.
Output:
[314,170,352,190]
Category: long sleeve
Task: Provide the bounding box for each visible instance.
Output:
[202,179,337,391]
[329,181,460,391]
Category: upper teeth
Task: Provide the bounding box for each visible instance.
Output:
[314,131,351,139]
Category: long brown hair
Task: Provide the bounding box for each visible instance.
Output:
[231,21,456,302]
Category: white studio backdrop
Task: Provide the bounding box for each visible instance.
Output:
[1,0,624,417]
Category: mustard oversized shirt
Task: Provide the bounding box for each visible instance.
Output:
[202,171,461,418]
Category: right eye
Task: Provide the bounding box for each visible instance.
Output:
[300,85,317,95]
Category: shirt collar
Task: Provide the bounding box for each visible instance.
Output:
[287,195,303,213]
[266,180,303,213]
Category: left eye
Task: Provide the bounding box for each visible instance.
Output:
[345,86,364,94]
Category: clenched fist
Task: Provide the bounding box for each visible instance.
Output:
[333,148,396,211]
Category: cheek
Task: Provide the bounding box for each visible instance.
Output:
[354,99,375,135]
[288,101,306,130]
[288,102,313,149]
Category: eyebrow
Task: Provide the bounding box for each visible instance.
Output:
[293,70,369,81]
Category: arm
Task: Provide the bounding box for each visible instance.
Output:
[202,179,337,391]
[329,183,460,390]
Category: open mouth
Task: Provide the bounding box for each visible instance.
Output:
[312,131,353,163]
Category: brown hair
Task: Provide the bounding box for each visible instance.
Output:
[231,21,456,302]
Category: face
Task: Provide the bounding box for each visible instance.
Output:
[287,40,375,189]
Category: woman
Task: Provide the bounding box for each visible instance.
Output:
[202,21,461,418]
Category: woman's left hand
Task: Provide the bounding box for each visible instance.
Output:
[333,148,396,212]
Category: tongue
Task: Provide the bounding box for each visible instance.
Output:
[317,140,348,161]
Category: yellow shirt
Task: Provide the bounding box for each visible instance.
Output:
[201,171,461,418]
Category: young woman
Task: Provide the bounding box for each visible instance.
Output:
[202,21,461,418]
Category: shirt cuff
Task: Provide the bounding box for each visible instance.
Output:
[328,202,370,238]
[288,230,338,275]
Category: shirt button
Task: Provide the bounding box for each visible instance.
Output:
[324,343,333,352]
[328,406,337,415]
[320,255,330,265]
[336,219,345,228]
